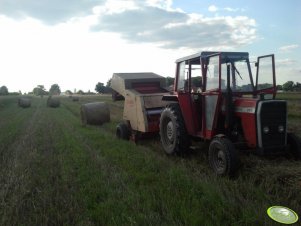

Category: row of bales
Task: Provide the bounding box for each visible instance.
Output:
[18,95,80,108]
[18,96,61,108]
[18,95,110,126]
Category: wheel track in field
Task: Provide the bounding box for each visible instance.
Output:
[0,99,43,223]
[54,103,127,180]
[0,99,77,225]
[51,100,125,175]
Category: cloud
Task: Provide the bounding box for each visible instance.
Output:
[146,0,173,9]
[277,58,296,66]
[224,7,245,12]
[208,5,245,13]
[93,2,257,50]
[208,5,218,12]
[0,0,104,24]
[0,0,257,50]
[279,44,299,52]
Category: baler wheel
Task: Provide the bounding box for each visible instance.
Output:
[159,104,190,154]
[287,133,301,160]
[208,137,239,176]
[116,122,130,140]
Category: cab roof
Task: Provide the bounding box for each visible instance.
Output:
[175,51,249,63]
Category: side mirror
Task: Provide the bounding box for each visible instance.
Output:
[255,62,258,67]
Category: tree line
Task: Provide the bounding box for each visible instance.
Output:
[0,84,94,96]
[278,81,301,92]
[31,84,61,96]
[97,77,301,92]
[0,80,300,96]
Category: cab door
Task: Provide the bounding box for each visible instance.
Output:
[176,61,198,135]
[201,53,222,139]
[255,54,276,98]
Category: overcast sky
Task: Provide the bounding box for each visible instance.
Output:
[0,0,300,93]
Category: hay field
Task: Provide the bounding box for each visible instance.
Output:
[0,94,300,226]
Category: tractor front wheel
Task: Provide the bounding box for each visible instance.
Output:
[208,137,239,176]
[287,133,301,160]
[159,104,190,155]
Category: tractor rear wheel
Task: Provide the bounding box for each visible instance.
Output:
[116,122,130,140]
[159,104,190,155]
[287,133,301,160]
[209,137,239,176]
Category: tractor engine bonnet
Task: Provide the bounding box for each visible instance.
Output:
[226,98,287,151]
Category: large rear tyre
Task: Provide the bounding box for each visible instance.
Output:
[209,137,239,176]
[287,133,301,160]
[159,104,190,155]
[116,122,130,140]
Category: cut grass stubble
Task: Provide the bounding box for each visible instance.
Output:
[0,95,300,226]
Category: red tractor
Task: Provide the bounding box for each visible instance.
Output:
[159,51,301,176]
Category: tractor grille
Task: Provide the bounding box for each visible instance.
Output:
[257,100,287,150]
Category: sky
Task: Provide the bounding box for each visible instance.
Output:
[0,0,300,93]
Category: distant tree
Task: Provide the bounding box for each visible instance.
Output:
[49,84,61,95]
[257,83,273,90]
[276,85,283,91]
[86,90,95,95]
[77,90,84,95]
[294,82,301,92]
[106,78,112,87]
[240,84,253,92]
[96,82,112,93]
[166,77,175,87]
[0,86,9,95]
[191,76,202,87]
[9,92,20,96]
[95,82,105,94]
[33,85,47,97]
[65,90,73,95]
[282,81,294,91]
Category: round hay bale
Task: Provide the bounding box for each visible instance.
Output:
[47,96,60,108]
[72,96,79,101]
[80,102,110,126]
[18,97,31,108]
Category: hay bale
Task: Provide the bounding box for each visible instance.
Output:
[18,97,31,108]
[72,96,79,101]
[80,102,110,126]
[47,96,60,108]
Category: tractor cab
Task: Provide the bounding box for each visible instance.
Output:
[164,51,276,140]
[160,51,300,176]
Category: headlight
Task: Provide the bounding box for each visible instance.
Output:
[278,125,284,133]
[263,126,269,134]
